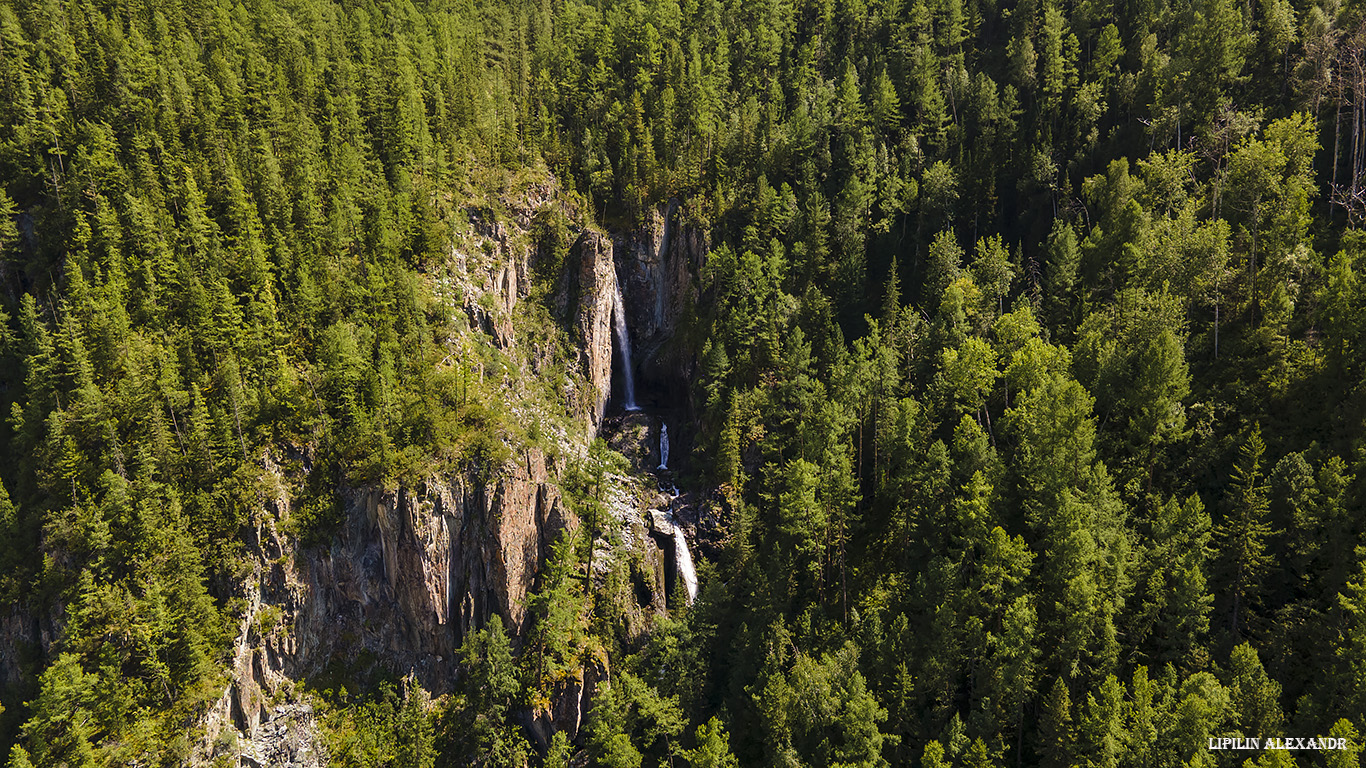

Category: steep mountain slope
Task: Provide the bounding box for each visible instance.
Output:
[4,0,1366,765]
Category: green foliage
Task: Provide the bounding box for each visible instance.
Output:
[524,530,593,700]
[754,637,893,768]
[585,670,683,768]
[683,717,740,768]
[1217,426,1274,641]
[563,439,630,592]
[1,0,1365,762]
[444,615,531,767]
[324,678,437,768]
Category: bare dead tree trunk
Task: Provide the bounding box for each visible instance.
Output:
[1214,298,1220,359]
[1353,33,1365,210]
[1357,81,1365,206]
[1332,89,1343,219]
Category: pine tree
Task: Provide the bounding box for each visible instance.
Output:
[1038,677,1074,768]
[684,717,740,768]
[1217,425,1273,641]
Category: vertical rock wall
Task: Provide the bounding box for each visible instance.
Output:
[194,182,705,764]
[567,230,617,428]
[618,201,707,383]
[286,447,572,693]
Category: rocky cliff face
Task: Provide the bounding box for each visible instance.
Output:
[196,446,580,764]
[618,200,708,385]
[0,604,48,700]
[194,180,707,765]
[298,446,570,685]
[565,230,617,428]
[440,174,614,433]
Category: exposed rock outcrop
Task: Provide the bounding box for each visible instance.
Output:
[524,655,608,749]
[618,201,707,383]
[251,447,574,690]
[196,446,578,764]
[192,178,706,765]
[298,446,571,684]
[0,606,40,692]
[565,231,617,428]
[447,173,564,351]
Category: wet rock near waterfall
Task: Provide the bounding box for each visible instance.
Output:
[648,508,675,535]
[183,176,718,766]
[603,412,655,469]
[616,200,707,384]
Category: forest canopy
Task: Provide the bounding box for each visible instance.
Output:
[1,0,1366,764]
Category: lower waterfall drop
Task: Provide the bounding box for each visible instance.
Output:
[673,526,698,604]
[658,424,669,470]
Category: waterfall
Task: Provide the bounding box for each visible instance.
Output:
[672,526,698,604]
[657,424,669,470]
[609,264,640,411]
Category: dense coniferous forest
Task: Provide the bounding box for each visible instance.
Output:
[2,0,1366,764]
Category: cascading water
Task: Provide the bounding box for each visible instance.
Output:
[609,264,640,411]
[672,525,698,604]
[658,424,669,470]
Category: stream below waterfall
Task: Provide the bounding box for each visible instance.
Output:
[673,525,698,603]
[608,209,699,606]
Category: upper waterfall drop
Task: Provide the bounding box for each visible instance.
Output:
[658,424,669,470]
[609,262,640,411]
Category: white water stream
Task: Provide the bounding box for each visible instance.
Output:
[673,525,698,604]
[612,223,697,602]
[609,264,640,411]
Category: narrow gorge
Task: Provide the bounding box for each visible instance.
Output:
[186,178,714,765]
